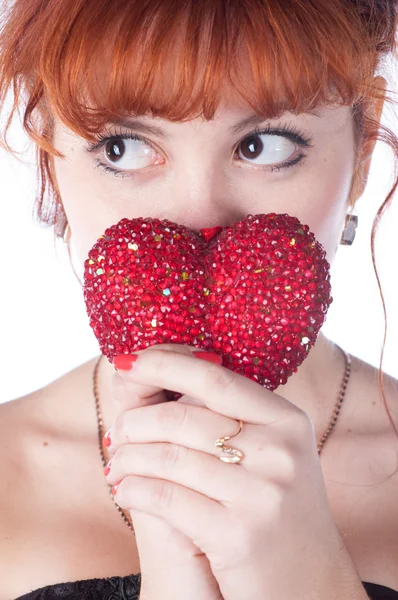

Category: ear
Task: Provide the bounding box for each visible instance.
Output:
[350,76,387,203]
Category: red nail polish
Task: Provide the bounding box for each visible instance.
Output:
[104,460,112,476]
[103,430,112,447]
[192,351,223,365]
[112,483,120,496]
[114,354,139,371]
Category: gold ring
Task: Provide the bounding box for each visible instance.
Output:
[215,419,244,464]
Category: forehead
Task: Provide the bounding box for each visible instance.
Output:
[55,97,352,143]
[103,102,353,139]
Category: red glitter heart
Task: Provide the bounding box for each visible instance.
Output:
[83,213,332,399]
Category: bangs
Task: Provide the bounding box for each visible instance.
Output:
[36,0,381,143]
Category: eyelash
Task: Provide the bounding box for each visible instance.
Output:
[85,122,314,179]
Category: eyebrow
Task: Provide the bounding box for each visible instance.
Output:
[108,108,321,139]
[230,109,321,134]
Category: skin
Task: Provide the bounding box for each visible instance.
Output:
[2,77,396,599]
[37,77,394,599]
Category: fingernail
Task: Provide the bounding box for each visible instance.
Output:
[104,459,112,476]
[192,351,223,365]
[103,430,112,447]
[114,354,139,371]
[112,483,120,496]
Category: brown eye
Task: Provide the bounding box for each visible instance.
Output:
[240,135,264,160]
[237,134,296,166]
[101,136,159,170]
[105,139,125,163]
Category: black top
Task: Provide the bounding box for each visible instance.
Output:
[12,573,398,600]
[14,573,142,599]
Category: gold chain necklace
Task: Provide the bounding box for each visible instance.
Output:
[93,345,352,534]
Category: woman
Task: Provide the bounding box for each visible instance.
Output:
[0,0,397,598]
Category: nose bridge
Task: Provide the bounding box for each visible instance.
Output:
[176,130,219,196]
[170,144,244,230]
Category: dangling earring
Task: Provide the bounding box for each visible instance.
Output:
[62,222,71,244]
[55,213,71,244]
[55,216,83,286]
[340,214,358,246]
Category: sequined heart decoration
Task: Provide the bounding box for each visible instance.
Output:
[83,212,332,398]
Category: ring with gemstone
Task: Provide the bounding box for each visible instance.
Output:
[215,419,244,464]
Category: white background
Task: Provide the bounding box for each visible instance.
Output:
[1,83,397,405]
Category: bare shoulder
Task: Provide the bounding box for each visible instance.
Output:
[0,356,102,487]
[0,358,94,460]
[0,358,138,600]
[0,364,85,516]
[339,354,398,483]
[321,355,398,589]
[0,386,50,487]
[322,351,398,503]
[0,383,63,597]
[0,359,107,599]
[325,352,398,526]
[346,353,398,434]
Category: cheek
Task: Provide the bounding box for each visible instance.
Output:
[54,151,123,270]
[297,143,356,265]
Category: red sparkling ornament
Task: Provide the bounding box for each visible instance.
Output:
[83,213,333,400]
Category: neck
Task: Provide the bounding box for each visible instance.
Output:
[275,333,347,440]
[94,332,346,447]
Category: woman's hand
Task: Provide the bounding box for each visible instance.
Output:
[108,346,223,600]
[106,344,367,600]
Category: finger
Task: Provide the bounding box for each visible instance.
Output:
[129,509,221,600]
[111,348,222,598]
[105,441,252,507]
[111,371,167,409]
[112,473,231,558]
[116,347,306,425]
[108,399,238,453]
[106,400,304,478]
[115,343,221,362]
[111,344,218,410]
[106,344,218,458]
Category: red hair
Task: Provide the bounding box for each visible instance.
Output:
[0,0,397,452]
